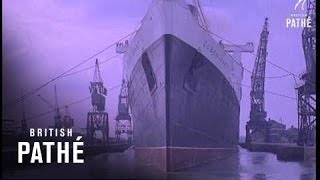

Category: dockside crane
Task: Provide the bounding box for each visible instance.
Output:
[115,79,132,143]
[296,0,316,146]
[37,85,63,129]
[245,18,269,143]
[87,58,109,145]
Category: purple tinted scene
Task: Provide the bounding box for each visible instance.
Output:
[2,0,316,179]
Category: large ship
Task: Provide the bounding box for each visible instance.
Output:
[118,0,252,173]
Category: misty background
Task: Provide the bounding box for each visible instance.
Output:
[2,0,306,137]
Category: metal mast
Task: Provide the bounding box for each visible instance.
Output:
[296,0,316,146]
[87,58,109,145]
[54,85,62,128]
[246,18,269,143]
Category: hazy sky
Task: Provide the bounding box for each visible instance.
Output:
[3,0,308,136]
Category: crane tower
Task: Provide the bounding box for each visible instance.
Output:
[87,59,109,145]
[245,18,269,143]
[38,86,74,129]
[37,86,62,128]
[115,79,132,143]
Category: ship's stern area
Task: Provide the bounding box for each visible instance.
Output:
[128,34,240,178]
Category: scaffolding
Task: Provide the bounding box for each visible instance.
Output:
[296,0,316,146]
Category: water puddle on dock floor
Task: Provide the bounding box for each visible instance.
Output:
[3,147,316,179]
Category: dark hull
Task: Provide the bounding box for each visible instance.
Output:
[128,34,240,172]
